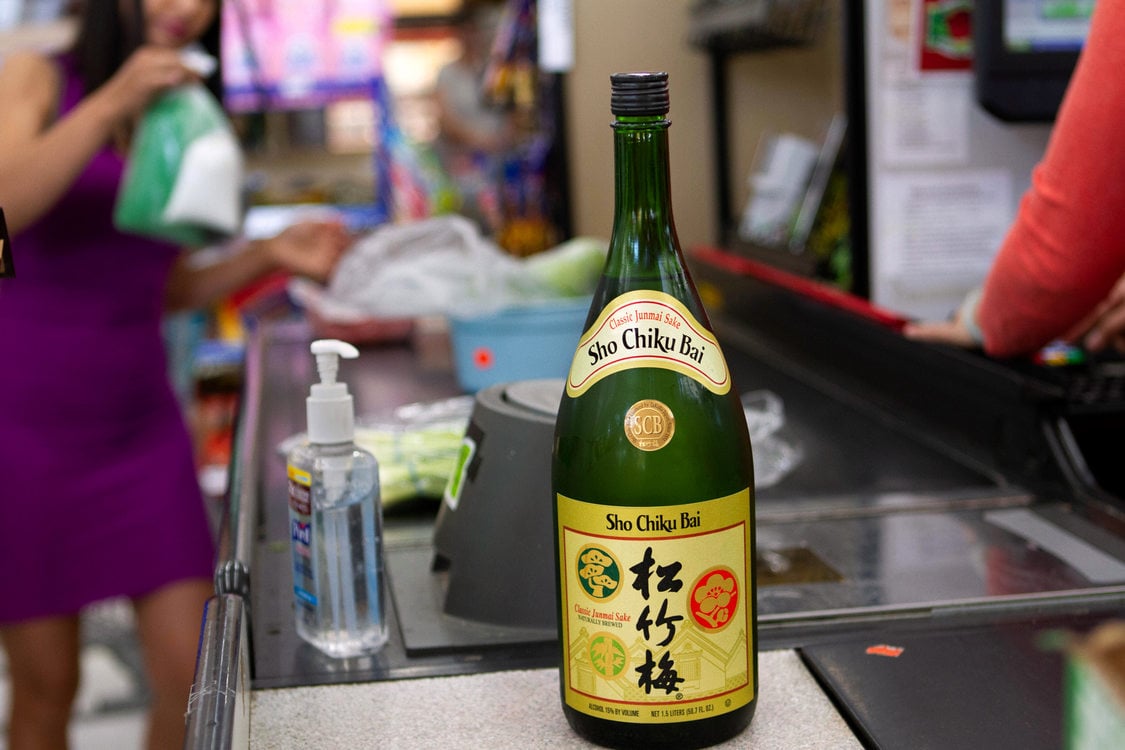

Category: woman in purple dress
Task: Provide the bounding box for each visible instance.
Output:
[0,1,348,747]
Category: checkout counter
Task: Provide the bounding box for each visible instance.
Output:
[185,245,1125,748]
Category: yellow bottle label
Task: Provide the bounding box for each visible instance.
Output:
[557,490,755,723]
[287,464,311,487]
[566,291,731,397]
[286,463,315,607]
[287,464,312,515]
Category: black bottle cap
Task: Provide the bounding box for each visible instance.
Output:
[610,71,669,116]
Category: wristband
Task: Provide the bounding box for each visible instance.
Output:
[958,286,984,345]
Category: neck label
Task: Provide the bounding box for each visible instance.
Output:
[566,290,731,397]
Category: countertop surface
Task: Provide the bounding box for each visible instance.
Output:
[249,649,860,749]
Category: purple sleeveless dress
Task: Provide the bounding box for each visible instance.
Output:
[0,56,215,623]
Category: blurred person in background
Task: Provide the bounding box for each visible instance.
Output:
[0,0,348,747]
[433,1,517,233]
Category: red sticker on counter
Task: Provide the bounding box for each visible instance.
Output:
[865,644,904,658]
[473,347,494,370]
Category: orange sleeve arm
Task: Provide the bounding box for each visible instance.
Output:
[977,1,1125,358]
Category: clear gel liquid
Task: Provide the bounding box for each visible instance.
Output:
[288,445,388,658]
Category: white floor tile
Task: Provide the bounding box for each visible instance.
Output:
[75,645,142,715]
[0,698,147,750]
[69,710,147,750]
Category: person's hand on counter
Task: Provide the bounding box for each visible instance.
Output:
[905,271,1125,355]
[902,287,981,349]
[163,219,352,311]
[264,219,351,284]
[903,316,978,348]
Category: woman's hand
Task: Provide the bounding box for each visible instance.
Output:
[902,316,979,348]
[265,220,351,284]
[904,273,1125,356]
[902,287,982,349]
[91,46,193,125]
[164,221,351,311]
[0,48,192,233]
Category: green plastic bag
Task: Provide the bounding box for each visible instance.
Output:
[114,83,243,247]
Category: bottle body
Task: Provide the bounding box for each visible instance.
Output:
[286,441,389,658]
[552,73,757,749]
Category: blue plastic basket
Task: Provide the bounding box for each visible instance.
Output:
[448,297,591,392]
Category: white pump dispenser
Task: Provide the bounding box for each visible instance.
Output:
[307,339,358,444]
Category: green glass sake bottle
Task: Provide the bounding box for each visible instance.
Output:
[552,72,758,749]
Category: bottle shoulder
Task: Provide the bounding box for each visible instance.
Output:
[287,442,379,469]
[288,440,374,456]
[553,372,754,503]
[557,372,749,433]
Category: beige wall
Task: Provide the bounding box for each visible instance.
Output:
[566,1,843,250]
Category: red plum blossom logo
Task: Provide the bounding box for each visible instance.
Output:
[689,567,739,631]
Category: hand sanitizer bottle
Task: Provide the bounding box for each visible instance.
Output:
[286,339,389,657]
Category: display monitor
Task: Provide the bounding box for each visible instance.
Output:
[974,0,1095,122]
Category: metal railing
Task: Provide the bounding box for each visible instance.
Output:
[184,322,265,749]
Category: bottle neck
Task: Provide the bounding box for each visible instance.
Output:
[612,117,674,237]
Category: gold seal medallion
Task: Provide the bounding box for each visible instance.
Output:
[624,399,675,451]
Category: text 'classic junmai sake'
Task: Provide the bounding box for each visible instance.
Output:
[552,72,758,749]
